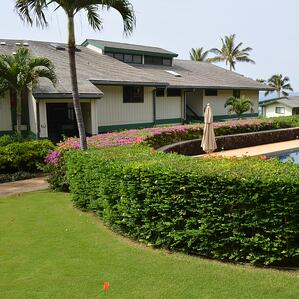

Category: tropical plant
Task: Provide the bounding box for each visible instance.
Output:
[256,79,266,84]
[190,47,210,62]
[224,95,253,118]
[0,47,56,134]
[209,34,255,71]
[16,0,136,150]
[264,74,293,97]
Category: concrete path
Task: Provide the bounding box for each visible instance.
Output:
[208,140,299,158]
[0,177,49,197]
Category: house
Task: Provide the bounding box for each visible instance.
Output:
[260,96,299,117]
[0,39,272,141]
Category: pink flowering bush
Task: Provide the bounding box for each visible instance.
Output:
[45,115,299,191]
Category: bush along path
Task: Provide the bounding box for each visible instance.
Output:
[58,146,299,266]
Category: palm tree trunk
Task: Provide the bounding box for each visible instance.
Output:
[16,90,22,135]
[67,14,87,150]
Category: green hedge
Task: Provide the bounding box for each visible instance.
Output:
[0,140,54,173]
[66,146,299,265]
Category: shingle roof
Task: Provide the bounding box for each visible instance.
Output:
[134,60,272,90]
[0,39,164,98]
[0,39,273,98]
[82,39,178,57]
[260,96,299,108]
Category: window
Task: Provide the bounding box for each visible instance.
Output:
[233,89,241,98]
[114,53,124,61]
[275,107,285,114]
[156,88,165,97]
[163,58,172,66]
[167,89,182,97]
[144,55,172,66]
[106,52,142,64]
[124,54,133,63]
[205,89,218,96]
[123,86,144,103]
[133,55,142,64]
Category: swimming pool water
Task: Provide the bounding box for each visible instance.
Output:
[267,148,299,164]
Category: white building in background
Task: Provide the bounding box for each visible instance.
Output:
[0,39,272,141]
[260,97,299,117]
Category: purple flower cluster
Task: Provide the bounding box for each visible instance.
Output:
[45,150,61,165]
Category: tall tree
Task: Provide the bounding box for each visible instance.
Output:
[0,47,56,134]
[209,34,255,71]
[16,0,136,150]
[265,74,293,97]
[190,47,210,62]
[224,95,253,118]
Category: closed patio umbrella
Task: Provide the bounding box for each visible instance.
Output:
[201,103,217,154]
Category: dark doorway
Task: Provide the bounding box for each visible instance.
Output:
[46,103,78,142]
[293,108,299,115]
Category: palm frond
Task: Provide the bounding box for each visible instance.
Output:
[84,5,103,30]
[15,0,49,27]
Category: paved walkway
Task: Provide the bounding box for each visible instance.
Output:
[208,140,299,158]
[0,177,49,197]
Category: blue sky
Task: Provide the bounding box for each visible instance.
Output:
[1,0,299,91]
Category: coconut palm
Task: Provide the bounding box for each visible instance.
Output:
[209,34,255,71]
[16,0,136,150]
[224,95,253,118]
[0,47,56,134]
[264,74,293,97]
[190,47,210,62]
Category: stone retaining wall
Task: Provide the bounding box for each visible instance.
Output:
[158,127,299,156]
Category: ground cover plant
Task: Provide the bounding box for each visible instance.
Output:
[0,191,298,299]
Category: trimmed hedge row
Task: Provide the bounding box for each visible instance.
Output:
[0,140,54,173]
[66,146,299,265]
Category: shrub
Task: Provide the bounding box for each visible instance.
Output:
[0,139,54,173]
[66,146,299,266]
[0,132,36,147]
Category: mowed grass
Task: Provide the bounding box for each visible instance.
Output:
[0,191,298,299]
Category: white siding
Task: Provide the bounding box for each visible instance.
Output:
[97,86,154,126]
[86,44,103,54]
[203,89,259,115]
[241,90,259,113]
[263,103,293,118]
[28,92,38,135]
[156,96,182,120]
[81,103,92,135]
[39,101,48,138]
[0,92,12,131]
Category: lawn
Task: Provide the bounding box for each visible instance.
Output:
[0,191,298,299]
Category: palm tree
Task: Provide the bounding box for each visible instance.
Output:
[209,34,255,71]
[0,47,56,134]
[264,74,293,97]
[190,47,210,62]
[224,95,253,118]
[16,0,136,150]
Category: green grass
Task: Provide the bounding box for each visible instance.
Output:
[0,191,298,299]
